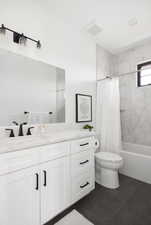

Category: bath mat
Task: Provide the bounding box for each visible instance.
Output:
[55,210,94,225]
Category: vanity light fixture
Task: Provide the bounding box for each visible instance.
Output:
[37,40,41,48]
[0,24,41,48]
[19,33,27,45]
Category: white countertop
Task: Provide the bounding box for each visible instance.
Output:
[0,130,96,154]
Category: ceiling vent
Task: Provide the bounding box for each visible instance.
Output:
[86,22,102,36]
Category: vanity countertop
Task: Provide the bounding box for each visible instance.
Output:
[0,130,96,154]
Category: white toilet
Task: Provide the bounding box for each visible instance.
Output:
[95,151,123,189]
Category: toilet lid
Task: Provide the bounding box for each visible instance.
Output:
[95,151,122,162]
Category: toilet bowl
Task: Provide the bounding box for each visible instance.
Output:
[95,152,123,189]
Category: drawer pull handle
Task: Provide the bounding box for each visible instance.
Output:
[35,173,39,190]
[80,160,89,165]
[80,182,89,189]
[43,170,47,187]
[80,143,89,146]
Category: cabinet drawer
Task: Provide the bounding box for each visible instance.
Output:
[70,137,92,154]
[71,172,93,203]
[0,149,39,175]
[0,142,70,175]
[39,142,70,163]
[71,151,91,176]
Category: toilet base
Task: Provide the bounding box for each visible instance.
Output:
[96,167,119,189]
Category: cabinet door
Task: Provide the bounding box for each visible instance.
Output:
[41,157,70,224]
[0,167,40,225]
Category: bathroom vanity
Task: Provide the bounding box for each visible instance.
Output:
[0,48,96,225]
[0,134,96,225]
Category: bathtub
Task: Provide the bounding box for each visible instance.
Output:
[120,142,151,184]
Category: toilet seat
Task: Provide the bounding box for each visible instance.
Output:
[95,151,122,163]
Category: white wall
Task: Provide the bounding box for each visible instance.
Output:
[96,44,114,80]
[0,0,96,132]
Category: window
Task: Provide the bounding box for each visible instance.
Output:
[137,61,151,87]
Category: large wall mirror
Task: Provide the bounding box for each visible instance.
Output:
[0,49,65,126]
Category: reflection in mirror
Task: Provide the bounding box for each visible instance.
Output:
[0,49,65,126]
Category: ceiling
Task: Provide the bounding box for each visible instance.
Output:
[48,0,151,54]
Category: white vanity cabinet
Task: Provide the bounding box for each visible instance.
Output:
[0,166,40,225]
[40,157,70,224]
[70,137,95,203]
[0,136,95,225]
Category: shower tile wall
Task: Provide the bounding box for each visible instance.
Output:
[115,41,151,146]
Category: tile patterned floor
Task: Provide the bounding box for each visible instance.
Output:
[46,175,151,225]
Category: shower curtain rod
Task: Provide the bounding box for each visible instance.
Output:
[97,65,151,82]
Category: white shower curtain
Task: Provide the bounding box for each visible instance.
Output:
[96,77,122,154]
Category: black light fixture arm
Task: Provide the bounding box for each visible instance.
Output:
[0,24,41,48]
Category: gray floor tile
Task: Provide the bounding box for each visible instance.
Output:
[46,175,151,225]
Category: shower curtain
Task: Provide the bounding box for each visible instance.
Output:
[96,77,122,154]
